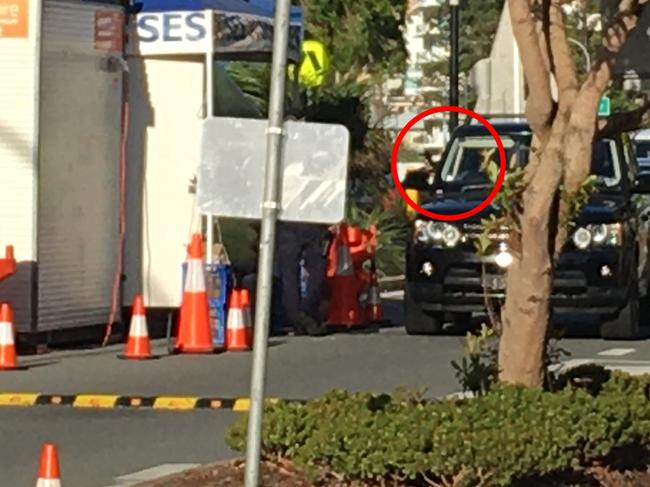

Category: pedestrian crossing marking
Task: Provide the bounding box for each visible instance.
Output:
[598,348,636,357]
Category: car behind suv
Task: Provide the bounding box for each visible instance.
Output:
[405,122,650,339]
[634,129,650,174]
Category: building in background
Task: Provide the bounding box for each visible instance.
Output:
[372,0,448,163]
[469,2,525,117]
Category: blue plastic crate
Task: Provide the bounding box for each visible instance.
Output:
[182,262,231,349]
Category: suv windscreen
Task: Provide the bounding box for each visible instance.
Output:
[440,135,621,188]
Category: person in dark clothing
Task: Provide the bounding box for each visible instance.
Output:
[274,221,330,336]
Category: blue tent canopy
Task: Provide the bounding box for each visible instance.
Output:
[138,0,303,22]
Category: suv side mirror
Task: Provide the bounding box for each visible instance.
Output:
[634,173,650,193]
[403,169,434,190]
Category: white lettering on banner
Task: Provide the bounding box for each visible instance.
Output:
[132,11,209,54]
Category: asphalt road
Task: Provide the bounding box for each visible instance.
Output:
[0,408,237,487]
[3,297,650,486]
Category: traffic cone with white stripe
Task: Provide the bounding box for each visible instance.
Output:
[118,295,155,360]
[35,443,62,487]
[226,289,252,351]
[0,303,20,370]
[175,233,214,354]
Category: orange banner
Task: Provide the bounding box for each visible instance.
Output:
[0,0,28,38]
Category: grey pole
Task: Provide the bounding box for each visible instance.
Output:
[449,0,460,132]
[244,1,292,486]
[205,9,215,264]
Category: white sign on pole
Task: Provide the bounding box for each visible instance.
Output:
[197,117,350,224]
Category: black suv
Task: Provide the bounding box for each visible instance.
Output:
[405,122,650,339]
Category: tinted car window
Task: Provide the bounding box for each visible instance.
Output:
[442,136,526,185]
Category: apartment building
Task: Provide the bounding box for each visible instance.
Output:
[373,0,448,163]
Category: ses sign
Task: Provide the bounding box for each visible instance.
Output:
[130,11,210,54]
[129,9,303,59]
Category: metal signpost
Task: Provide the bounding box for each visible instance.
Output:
[194,3,348,485]
[245,1,291,485]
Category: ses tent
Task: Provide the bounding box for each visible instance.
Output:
[123,0,304,312]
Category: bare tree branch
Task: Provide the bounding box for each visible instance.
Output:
[598,99,650,138]
[582,1,648,99]
[561,1,648,196]
[508,0,555,140]
[548,0,579,108]
[534,8,553,76]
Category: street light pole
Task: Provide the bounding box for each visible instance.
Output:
[449,0,460,132]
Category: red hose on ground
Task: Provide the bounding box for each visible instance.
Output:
[102,80,129,347]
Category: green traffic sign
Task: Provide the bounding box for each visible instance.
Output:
[598,96,611,117]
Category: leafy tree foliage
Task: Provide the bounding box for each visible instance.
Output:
[300,0,408,88]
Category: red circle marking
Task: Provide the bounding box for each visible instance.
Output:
[391,106,507,222]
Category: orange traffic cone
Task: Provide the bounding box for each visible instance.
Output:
[118,295,156,360]
[35,443,62,487]
[365,269,384,323]
[326,230,365,327]
[226,289,253,351]
[240,288,254,342]
[0,303,21,370]
[175,233,214,354]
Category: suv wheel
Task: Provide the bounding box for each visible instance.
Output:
[450,312,472,331]
[404,288,443,335]
[600,284,641,340]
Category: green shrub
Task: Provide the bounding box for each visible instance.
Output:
[451,326,572,397]
[451,324,499,396]
[226,375,650,486]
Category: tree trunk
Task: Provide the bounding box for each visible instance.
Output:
[499,120,566,386]
[499,149,559,387]
[499,263,549,386]
[498,0,647,388]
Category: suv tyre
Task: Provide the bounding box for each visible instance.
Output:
[600,283,641,340]
[450,312,473,332]
[405,287,443,335]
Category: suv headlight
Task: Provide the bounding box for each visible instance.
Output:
[414,220,463,248]
[414,220,428,243]
[572,223,623,249]
[573,227,592,250]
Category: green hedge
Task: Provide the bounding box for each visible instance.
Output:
[226,372,650,486]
